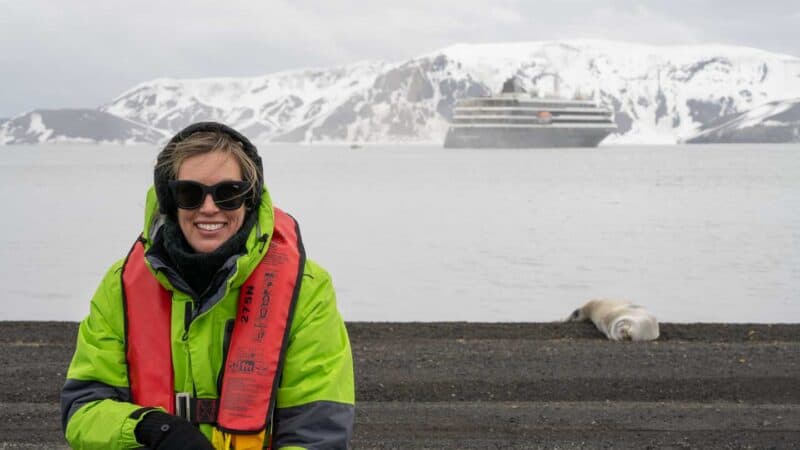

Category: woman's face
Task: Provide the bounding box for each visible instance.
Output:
[176,151,246,253]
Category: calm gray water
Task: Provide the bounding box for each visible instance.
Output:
[1,143,798,322]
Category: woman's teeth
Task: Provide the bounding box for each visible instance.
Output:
[197,223,224,231]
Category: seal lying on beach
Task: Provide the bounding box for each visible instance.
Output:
[567,299,660,341]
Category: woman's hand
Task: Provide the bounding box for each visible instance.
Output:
[135,411,215,450]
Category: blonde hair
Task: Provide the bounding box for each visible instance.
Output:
[157,131,259,202]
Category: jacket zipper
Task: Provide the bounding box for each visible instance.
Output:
[182,302,192,340]
[217,319,235,393]
[182,301,197,397]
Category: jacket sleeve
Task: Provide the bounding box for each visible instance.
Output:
[272,259,355,450]
[61,261,151,449]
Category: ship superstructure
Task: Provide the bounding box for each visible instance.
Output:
[444,78,617,148]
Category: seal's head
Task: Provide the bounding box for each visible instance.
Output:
[566,308,587,322]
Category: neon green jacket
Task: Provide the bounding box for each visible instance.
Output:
[61,186,354,449]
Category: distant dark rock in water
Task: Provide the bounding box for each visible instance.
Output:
[0,109,168,145]
[685,98,800,143]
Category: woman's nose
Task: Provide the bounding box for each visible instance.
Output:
[198,193,219,212]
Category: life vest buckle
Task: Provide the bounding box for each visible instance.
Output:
[175,392,191,421]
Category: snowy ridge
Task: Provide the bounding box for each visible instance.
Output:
[685,97,800,143]
[3,40,800,144]
[101,61,387,143]
[0,109,168,145]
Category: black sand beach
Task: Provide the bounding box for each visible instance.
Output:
[1,321,798,448]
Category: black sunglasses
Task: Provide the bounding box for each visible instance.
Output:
[168,180,248,210]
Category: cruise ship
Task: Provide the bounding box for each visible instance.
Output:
[444,78,617,148]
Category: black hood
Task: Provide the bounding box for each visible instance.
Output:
[154,122,264,218]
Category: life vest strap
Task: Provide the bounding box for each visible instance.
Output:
[122,236,174,414]
[217,207,305,433]
[175,395,220,425]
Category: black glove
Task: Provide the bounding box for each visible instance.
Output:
[134,411,215,450]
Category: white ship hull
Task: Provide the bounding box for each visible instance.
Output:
[444,125,614,148]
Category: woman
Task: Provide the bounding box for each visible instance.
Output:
[61,122,354,449]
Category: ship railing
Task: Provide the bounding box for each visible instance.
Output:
[454,106,611,114]
[454,110,611,117]
[452,115,614,122]
[456,99,599,108]
[451,117,617,125]
[448,122,618,129]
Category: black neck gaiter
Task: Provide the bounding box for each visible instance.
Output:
[160,212,258,299]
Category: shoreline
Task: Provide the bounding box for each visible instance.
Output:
[2,321,799,448]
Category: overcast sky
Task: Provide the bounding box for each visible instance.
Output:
[1,0,799,118]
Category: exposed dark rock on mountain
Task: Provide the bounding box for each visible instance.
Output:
[0,109,167,144]
[685,98,800,143]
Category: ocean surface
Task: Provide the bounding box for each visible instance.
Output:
[0,143,798,322]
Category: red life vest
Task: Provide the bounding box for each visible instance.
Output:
[121,208,304,433]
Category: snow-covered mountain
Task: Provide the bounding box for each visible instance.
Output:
[102,61,388,143]
[685,97,800,143]
[3,40,800,145]
[0,109,168,144]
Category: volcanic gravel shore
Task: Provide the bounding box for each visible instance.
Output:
[1,321,798,449]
